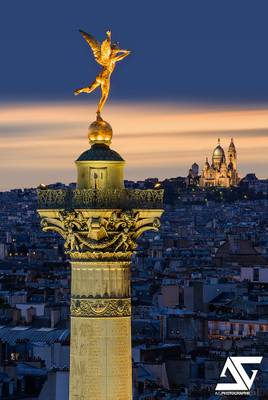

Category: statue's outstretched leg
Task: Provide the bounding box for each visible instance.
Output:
[97,81,110,115]
[74,80,100,96]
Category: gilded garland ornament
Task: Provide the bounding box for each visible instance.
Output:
[71,298,131,318]
[74,30,130,117]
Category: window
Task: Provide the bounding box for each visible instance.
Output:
[253,268,259,282]
[90,168,107,189]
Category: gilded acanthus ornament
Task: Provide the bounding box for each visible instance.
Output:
[74,30,130,117]
[41,210,160,254]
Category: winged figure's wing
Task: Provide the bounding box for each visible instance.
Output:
[100,38,112,66]
[79,30,101,63]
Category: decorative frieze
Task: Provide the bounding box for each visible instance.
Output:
[71,297,131,318]
[70,251,133,261]
[38,188,164,210]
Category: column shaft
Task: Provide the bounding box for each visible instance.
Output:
[69,261,132,400]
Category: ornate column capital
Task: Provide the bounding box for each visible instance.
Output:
[38,190,163,260]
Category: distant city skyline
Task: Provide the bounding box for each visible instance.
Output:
[0,101,267,190]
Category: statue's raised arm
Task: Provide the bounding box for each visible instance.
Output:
[74,30,131,118]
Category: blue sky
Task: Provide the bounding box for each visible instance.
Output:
[1,1,268,103]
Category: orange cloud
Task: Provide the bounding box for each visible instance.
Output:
[0,101,267,190]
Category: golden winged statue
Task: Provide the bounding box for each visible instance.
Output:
[74,30,130,117]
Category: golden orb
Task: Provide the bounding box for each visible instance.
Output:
[88,117,113,146]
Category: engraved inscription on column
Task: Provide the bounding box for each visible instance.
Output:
[70,317,132,400]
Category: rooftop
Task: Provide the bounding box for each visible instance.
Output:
[0,326,69,345]
[76,144,124,162]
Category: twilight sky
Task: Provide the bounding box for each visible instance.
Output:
[0,1,268,189]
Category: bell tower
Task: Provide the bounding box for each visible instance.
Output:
[228,137,237,171]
